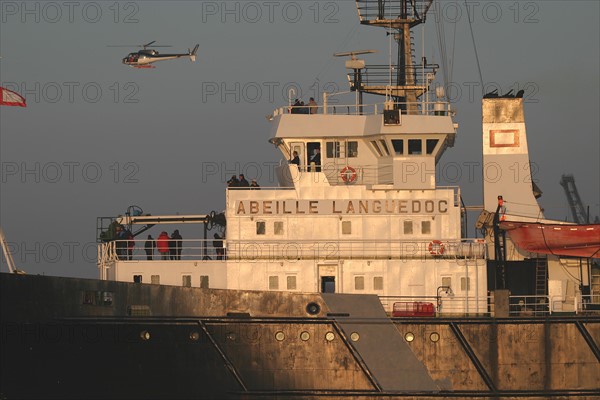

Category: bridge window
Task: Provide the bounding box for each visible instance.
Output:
[287,276,297,290]
[269,276,279,290]
[370,141,383,157]
[421,221,431,235]
[426,139,439,154]
[182,275,192,287]
[403,221,413,235]
[408,139,422,155]
[374,276,384,291]
[274,221,284,235]
[326,141,341,158]
[133,275,142,283]
[379,140,390,156]
[200,275,209,289]
[151,275,160,285]
[392,139,404,155]
[256,221,266,235]
[326,141,358,158]
[342,221,352,235]
[347,141,358,157]
[354,276,365,290]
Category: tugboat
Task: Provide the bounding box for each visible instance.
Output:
[1,0,599,398]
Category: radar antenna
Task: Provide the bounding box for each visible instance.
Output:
[334,50,377,111]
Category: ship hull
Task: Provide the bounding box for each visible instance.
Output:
[1,273,599,399]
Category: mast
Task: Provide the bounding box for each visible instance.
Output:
[355,0,435,112]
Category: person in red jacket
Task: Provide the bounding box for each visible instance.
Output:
[157,231,170,260]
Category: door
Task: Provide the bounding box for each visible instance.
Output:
[321,276,336,293]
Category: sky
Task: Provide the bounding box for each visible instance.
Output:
[1,0,598,278]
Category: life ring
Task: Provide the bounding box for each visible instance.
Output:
[428,240,445,256]
[340,166,357,183]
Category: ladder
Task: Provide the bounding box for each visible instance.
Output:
[534,259,547,297]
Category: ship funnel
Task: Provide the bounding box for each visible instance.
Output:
[482,97,544,221]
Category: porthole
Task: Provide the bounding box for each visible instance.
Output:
[189,332,200,341]
[275,331,285,341]
[140,330,150,341]
[300,331,310,341]
[350,332,360,342]
[306,302,321,315]
[404,332,415,342]
[325,332,335,342]
[430,332,440,343]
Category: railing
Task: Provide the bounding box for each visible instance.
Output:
[508,295,550,316]
[226,239,485,261]
[380,295,491,317]
[356,0,432,22]
[576,295,600,314]
[99,238,486,263]
[99,239,226,262]
[358,64,439,89]
[273,100,452,118]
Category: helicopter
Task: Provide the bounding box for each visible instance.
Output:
[112,41,199,69]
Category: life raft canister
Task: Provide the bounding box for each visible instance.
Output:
[428,240,445,256]
[340,166,357,183]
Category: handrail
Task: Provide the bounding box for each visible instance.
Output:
[98,238,486,263]
[273,100,452,118]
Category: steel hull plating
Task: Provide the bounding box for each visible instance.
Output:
[1,273,599,399]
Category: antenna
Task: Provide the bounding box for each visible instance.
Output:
[334,50,377,112]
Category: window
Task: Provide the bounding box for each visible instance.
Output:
[421,221,431,235]
[274,221,284,235]
[374,276,384,291]
[82,291,98,305]
[426,139,439,154]
[342,221,352,235]
[370,141,383,157]
[102,292,114,306]
[287,276,297,290]
[182,275,192,287]
[391,139,404,155]
[256,221,266,235]
[133,275,142,283]
[408,139,422,155]
[461,277,470,291]
[403,221,413,235]
[326,141,341,158]
[346,141,358,157]
[442,277,451,288]
[83,291,114,306]
[269,276,279,290]
[200,275,209,289]
[151,275,160,285]
[354,276,365,290]
[379,140,390,156]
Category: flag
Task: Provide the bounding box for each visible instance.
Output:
[0,86,26,107]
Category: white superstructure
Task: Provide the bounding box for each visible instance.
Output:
[97,95,491,315]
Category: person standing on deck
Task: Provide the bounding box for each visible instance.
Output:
[157,231,170,260]
[144,235,155,260]
[172,230,183,260]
